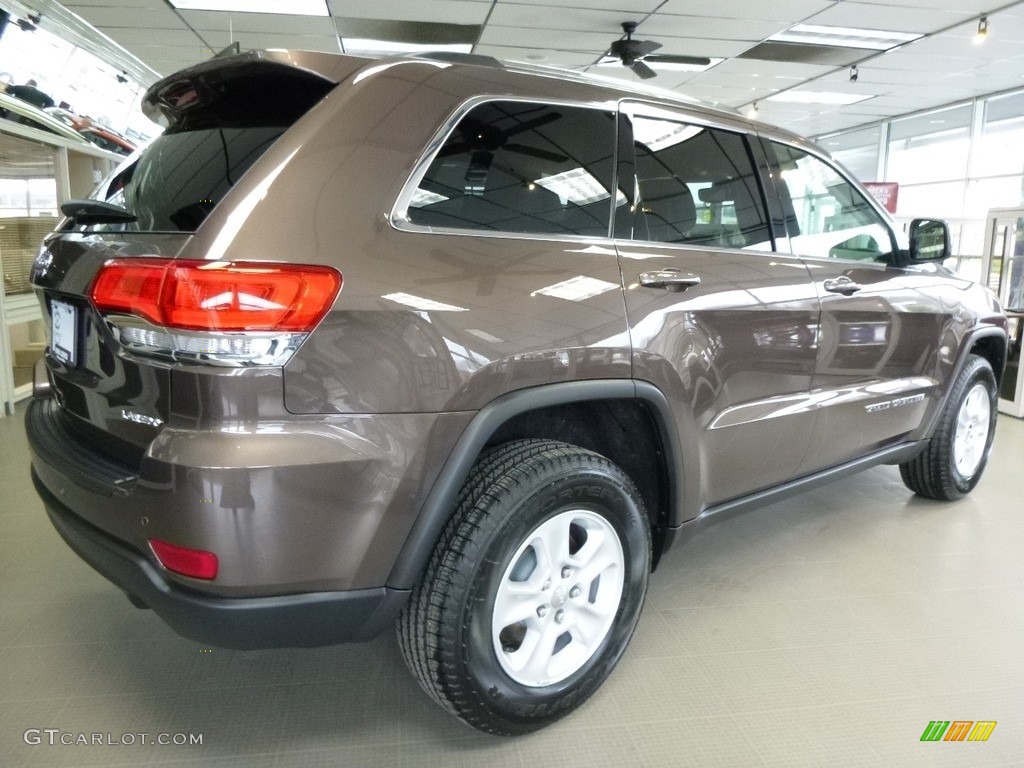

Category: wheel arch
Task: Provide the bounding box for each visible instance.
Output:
[919,325,1006,440]
[386,380,687,590]
[969,328,1008,388]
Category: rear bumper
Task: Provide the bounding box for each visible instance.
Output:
[33,468,409,648]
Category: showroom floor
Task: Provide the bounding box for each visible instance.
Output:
[1,403,1022,768]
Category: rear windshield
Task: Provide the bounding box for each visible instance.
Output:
[97,127,285,231]
[75,60,337,234]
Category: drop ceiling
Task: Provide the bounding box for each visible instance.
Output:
[5,0,1024,137]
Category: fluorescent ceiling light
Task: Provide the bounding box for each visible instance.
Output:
[532,276,619,302]
[533,167,624,206]
[343,39,472,55]
[382,293,468,312]
[169,0,328,15]
[771,24,922,50]
[768,91,872,106]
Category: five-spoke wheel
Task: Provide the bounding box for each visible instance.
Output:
[398,440,650,735]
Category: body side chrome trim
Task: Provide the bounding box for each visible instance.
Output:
[708,376,937,430]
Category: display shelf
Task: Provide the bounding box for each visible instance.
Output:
[0,119,121,416]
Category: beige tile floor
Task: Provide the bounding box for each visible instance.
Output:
[1,403,1022,767]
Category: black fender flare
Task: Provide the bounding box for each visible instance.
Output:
[919,324,1007,439]
[386,379,687,590]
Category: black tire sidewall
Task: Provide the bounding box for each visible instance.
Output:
[458,465,649,732]
[946,361,998,494]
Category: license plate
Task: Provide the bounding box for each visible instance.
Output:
[51,299,77,367]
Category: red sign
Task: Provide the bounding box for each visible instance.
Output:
[863,182,899,214]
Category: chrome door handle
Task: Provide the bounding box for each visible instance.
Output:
[638,270,701,292]
[823,276,863,296]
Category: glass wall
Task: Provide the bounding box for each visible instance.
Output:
[818,91,1024,283]
[820,125,881,182]
[0,18,159,142]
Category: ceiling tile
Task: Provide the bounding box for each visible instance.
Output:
[179,11,337,36]
[859,0,1002,12]
[323,0,492,24]
[659,0,834,23]
[487,5,635,32]
[494,0,663,12]
[647,15,792,41]
[63,0,163,7]
[71,5,186,30]
[807,1,973,33]
[474,45,597,68]
[96,27,205,47]
[479,26,618,52]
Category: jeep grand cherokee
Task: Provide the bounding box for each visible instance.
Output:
[26,50,1008,735]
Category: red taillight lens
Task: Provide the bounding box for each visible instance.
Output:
[90,259,341,332]
[149,538,219,580]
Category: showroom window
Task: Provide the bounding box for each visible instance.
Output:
[767,142,893,262]
[975,91,1024,180]
[817,89,1024,282]
[820,125,882,183]
[623,109,770,249]
[407,101,620,237]
[887,104,972,185]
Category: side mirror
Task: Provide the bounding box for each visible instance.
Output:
[908,218,950,262]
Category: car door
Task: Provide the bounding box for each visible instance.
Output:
[615,102,821,510]
[762,140,951,472]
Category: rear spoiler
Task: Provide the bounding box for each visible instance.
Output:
[142,50,369,130]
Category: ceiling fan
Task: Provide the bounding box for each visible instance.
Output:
[606,21,711,79]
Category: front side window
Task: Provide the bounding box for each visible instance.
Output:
[622,107,771,250]
[406,101,620,237]
[767,142,895,262]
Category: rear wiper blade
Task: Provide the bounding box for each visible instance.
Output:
[61,199,137,224]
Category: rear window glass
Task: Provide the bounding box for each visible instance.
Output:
[95,126,285,232]
[76,61,336,233]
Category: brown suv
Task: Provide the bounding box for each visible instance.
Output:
[26,50,1008,735]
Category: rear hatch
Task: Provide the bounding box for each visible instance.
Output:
[30,51,352,465]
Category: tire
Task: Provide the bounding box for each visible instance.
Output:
[900,354,998,501]
[397,439,651,735]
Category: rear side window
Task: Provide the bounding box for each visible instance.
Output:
[622,108,771,250]
[406,101,620,237]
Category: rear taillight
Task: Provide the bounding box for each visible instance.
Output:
[89,258,341,365]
